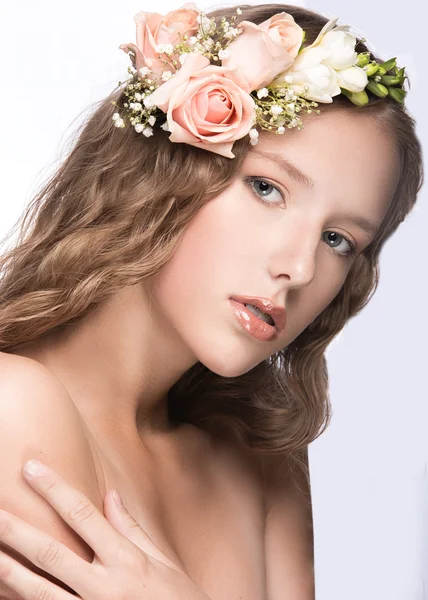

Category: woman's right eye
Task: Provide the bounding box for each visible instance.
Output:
[244,176,286,206]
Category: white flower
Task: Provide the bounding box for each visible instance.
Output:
[336,65,368,92]
[249,128,259,140]
[142,126,154,137]
[139,67,151,76]
[218,49,230,60]
[316,30,358,71]
[286,103,295,112]
[155,43,174,55]
[236,7,242,14]
[134,123,145,133]
[257,87,269,99]
[224,26,240,39]
[134,93,142,101]
[161,70,174,81]
[284,62,340,102]
[129,102,143,111]
[179,53,189,65]
[277,126,286,134]
[113,117,125,128]
[112,112,121,121]
[129,66,137,74]
[160,121,171,132]
[270,105,283,115]
[148,115,156,126]
[143,94,154,108]
[187,36,198,46]
[284,75,293,84]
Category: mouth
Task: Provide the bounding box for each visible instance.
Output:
[229,295,287,343]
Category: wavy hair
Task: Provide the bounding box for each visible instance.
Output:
[0,4,423,477]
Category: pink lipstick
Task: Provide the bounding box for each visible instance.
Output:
[229,295,286,342]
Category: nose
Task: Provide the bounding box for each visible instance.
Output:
[267,215,319,290]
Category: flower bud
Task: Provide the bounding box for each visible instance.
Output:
[379,57,397,73]
[388,87,407,104]
[356,52,370,67]
[365,63,379,77]
[366,80,389,97]
[379,75,401,86]
[341,88,369,106]
[377,66,387,76]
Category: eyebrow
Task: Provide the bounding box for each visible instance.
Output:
[249,148,315,189]
[248,148,380,238]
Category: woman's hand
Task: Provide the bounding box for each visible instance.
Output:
[0,460,210,600]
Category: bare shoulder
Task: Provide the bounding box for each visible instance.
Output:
[0,351,105,560]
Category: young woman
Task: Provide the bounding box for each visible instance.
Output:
[0,2,423,599]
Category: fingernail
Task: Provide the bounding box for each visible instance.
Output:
[112,489,124,508]
[23,460,47,478]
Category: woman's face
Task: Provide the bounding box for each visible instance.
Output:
[149,110,399,377]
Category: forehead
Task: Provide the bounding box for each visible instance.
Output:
[245,110,399,219]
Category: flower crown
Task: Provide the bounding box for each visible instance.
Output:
[111,3,407,158]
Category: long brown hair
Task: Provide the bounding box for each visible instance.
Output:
[0,4,423,476]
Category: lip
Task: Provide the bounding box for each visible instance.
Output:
[230,295,287,333]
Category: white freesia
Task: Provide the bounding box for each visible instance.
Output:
[337,65,368,92]
[317,30,358,70]
[271,17,365,102]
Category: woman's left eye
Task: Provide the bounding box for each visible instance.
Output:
[244,176,285,205]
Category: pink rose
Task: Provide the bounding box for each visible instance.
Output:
[221,13,304,90]
[119,3,200,82]
[148,53,256,158]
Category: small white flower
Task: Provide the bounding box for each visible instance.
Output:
[143,94,154,108]
[113,117,125,128]
[218,49,230,60]
[161,70,174,81]
[163,43,174,55]
[270,105,283,115]
[284,75,293,83]
[142,126,154,137]
[155,44,165,54]
[187,36,198,46]
[148,115,156,126]
[286,103,295,112]
[112,112,121,121]
[203,37,214,47]
[139,66,151,76]
[224,27,240,39]
[277,126,286,134]
[160,121,171,132]
[129,65,137,74]
[179,53,189,65]
[129,102,143,111]
[236,7,242,14]
[249,128,259,140]
[134,123,145,133]
[256,87,269,99]
[134,92,142,101]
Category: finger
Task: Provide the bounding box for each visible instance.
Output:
[0,508,96,596]
[0,549,75,600]
[104,489,181,571]
[22,460,133,564]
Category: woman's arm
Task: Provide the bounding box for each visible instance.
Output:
[0,460,211,599]
[0,354,105,596]
[262,448,315,600]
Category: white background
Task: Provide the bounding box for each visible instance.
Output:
[0,1,427,599]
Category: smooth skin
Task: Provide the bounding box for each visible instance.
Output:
[0,460,209,599]
[0,109,399,599]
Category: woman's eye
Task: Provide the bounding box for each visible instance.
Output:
[323,231,357,260]
[244,177,285,205]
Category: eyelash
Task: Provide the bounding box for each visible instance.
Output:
[244,176,358,260]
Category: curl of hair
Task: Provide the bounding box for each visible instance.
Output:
[0,3,423,477]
